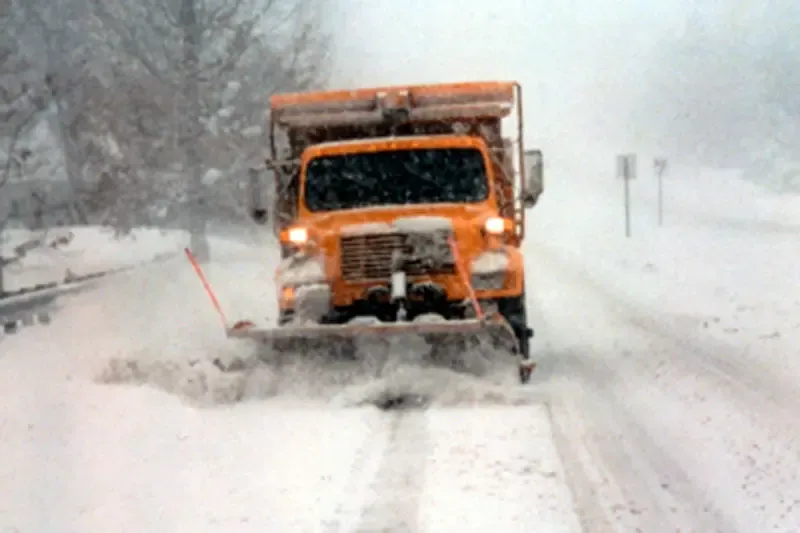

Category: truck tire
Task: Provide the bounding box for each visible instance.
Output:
[496,292,533,373]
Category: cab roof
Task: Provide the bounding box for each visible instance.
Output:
[301,134,487,160]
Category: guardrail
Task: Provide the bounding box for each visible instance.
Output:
[0,268,123,338]
[0,266,126,301]
[2,310,52,335]
[0,250,180,339]
[0,231,76,301]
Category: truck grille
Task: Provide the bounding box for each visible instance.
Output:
[339,232,456,282]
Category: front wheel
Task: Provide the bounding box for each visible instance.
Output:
[496,293,534,383]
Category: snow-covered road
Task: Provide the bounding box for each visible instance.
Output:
[1,326,582,532]
[531,240,800,532]
[1,162,798,532]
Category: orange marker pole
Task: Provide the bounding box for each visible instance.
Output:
[184,247,229,329]
[447,236,484,321]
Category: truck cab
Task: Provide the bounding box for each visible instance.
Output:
[249,81,544,364]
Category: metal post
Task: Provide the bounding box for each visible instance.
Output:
[658,171,663,226]
[624,174,631,238]
[0,216,9,295]
[653,158,667,227]
[617,154,636,238]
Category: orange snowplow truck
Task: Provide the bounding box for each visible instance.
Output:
[239,80,544,383]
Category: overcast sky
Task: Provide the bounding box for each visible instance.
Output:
[328,0,693,151]
[328,0,796,160]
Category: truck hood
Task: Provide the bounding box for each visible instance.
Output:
[304,204,489,234]
[301,204,499,258]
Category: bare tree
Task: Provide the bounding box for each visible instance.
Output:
[16,0,105,224]
[0,0,49,293]
[86,0,330,260]
[1,2,42,187]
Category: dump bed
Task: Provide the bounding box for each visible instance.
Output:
[266,81,529,237]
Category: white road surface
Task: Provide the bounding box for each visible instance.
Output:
[1,163,798,532]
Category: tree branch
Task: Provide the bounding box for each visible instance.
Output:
[1,109,38,188]
[88,0,173,87]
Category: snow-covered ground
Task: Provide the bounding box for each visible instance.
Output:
[1,227,187,291]
[527,154,800,531]
[1,156,799,531]
[0,234,581,532]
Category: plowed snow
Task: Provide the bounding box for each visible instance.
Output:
[0,242,579,532]
[2,159,798,531]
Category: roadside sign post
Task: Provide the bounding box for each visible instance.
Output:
[653,158,668,226]
[616,154,636,237]
[0,220,7,295]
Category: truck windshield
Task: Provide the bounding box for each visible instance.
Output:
[302,147,490,212]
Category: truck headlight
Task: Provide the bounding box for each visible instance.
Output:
[280,226,315,251]
[482,217,510,249]
[288,227,308,245]
[484,217,505,235]
[470,250,509,291]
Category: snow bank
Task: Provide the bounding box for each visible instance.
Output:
[0,375,577,533]
[331,364,541,409]
[637,164,800,228]
[531,235,800,532]
[6,150,796,531]
[3,230,533,408]
[0,228,580,531]
[1,234,269,398]
[340,215,454,236]
[2,226,187,291]
[0,379,388,532]
[98,322,536,408]
[531,155,800,382]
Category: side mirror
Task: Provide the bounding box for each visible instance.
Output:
[522,149,544,208]
[247,167,268,225]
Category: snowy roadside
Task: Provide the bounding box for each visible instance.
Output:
[529,247,800,532]
[0,234,584,532]
[2,161,799,531]
[511,159,800,531]
[1,226,189,293]
[530,164,800,384]
[0,226,203,340]
[0,370,581,533]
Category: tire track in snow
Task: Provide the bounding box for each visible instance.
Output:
[532,240,800,531]
[543,395,617,533]
[318,412,391,533]
[537,238,800,443]
[320,408,429,533]
[350,410,429,532]
[628,311,800,429]
[320,400,581,533]
[546,356,740,533]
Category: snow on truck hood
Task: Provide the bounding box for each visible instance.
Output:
[300,204,496,240]
[340,216,453,236]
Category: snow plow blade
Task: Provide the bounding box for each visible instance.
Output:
[226,315,519,353]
